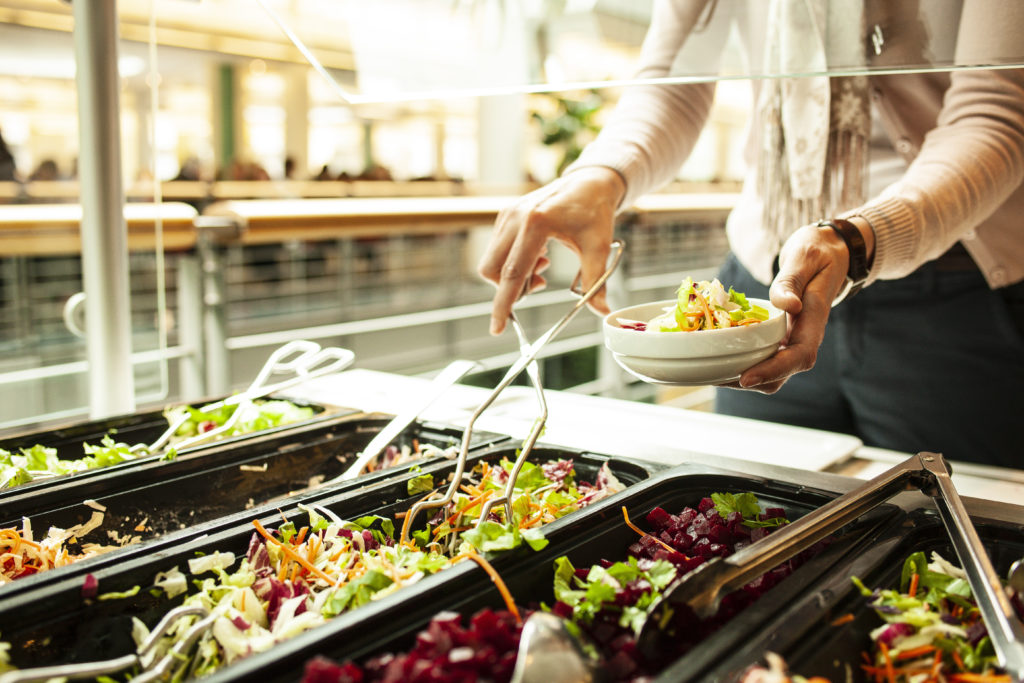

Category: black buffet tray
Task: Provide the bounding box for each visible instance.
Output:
[0,444,657,675]
[0,394,354,498]
[695,507,1024,682]
[0,415,510,583]
[205,464,900,683]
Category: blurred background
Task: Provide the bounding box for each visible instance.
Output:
[0,0,817,430]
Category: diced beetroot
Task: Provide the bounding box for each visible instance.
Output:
[551,601,573,619]
[672,530,696,551]
[646,506,674,530]
[706,524,731,545]
[303,656,365,683]
[676,508,698,527]
[653,548,690,566]
[692,537,713,557]
[708,543,729,558]
[690,514,712,537]
[704,508,722,523]
[764,506,786,519]
[750,526,770,542]
[698,497,716,513]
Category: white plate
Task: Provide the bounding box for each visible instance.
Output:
[603,298,786,386]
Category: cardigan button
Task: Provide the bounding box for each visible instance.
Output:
[895,138,914,154]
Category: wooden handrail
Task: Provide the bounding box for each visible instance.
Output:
[201,193,739,245]
[0,191,739,254]
[0,202,199,256]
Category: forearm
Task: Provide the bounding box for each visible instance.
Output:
[853,69,1024,282]
[567,81,716,210]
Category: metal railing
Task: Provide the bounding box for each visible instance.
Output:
[0,194,735,431]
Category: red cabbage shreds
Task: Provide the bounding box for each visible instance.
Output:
[253,575,310,627]
[540,459,574,486]
[246,532,273,575]
[81,573,98,599]
[875,622,915,647]
[301,609,525,683]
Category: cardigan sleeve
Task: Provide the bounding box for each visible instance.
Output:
[852,1,1024,284]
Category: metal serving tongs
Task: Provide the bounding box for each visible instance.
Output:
[629,452,1024,678]
[329,358,481,482]
[137,340,356,455]
[399,240,625,544]
[0,605,215,683]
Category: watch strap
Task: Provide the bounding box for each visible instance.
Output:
[817,218,870,302]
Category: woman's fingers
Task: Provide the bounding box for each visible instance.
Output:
[735,223,848,391]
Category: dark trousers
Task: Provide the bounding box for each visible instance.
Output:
[714,252,1024,469]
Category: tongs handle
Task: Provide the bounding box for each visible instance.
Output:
[331,359,480,482]
[646,452,923,628]
[398,240,625,544]
[149,341,355,454]
[921,454,1024,679]
[642,452,1024,679]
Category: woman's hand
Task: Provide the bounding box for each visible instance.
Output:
[733,218,873,393]
[477,166,625,335]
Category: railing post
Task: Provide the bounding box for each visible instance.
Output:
[176,253,205,399]
[194,216,243,396]
[72,0,135,418]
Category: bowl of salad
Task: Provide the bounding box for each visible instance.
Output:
[603,277,786,385]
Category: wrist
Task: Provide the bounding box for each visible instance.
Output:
[563,165,627,209]
[817,218,872,305]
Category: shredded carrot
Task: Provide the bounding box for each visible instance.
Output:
[252,519,338,587]
[290,563,301,583]
[830,613,855,626]
[277,561,289,582]
[453,550,521,624]
[948,675,1012,683]
[445,489,494,526]
[909,572,920,598]
[929,650,943,679]
[896,644,936,661]
[953,650,967,671]
[308,535,321,562]
[880,641,896,683]
[621,506,677,554]
[295,526,309,545]
[694,290,714,330]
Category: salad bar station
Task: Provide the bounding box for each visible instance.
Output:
[1,334,1022,682]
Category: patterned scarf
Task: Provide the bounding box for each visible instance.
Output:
[757,0,871,244]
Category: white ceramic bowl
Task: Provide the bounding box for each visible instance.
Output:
[602,298,786,385]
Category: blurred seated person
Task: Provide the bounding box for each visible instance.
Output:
[173,156,202,182]
[0,128,19,183]
[357,163,393,181]
[28,159,59,182]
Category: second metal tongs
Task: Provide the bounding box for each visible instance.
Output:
[635,452,1024,679]
[399,240,625,543]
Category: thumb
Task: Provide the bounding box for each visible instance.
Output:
[769,267,808,316]
[576,240,613,314]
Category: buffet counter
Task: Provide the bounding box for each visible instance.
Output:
[295,368,1024,508]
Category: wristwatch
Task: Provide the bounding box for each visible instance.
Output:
[817,218,870,304]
